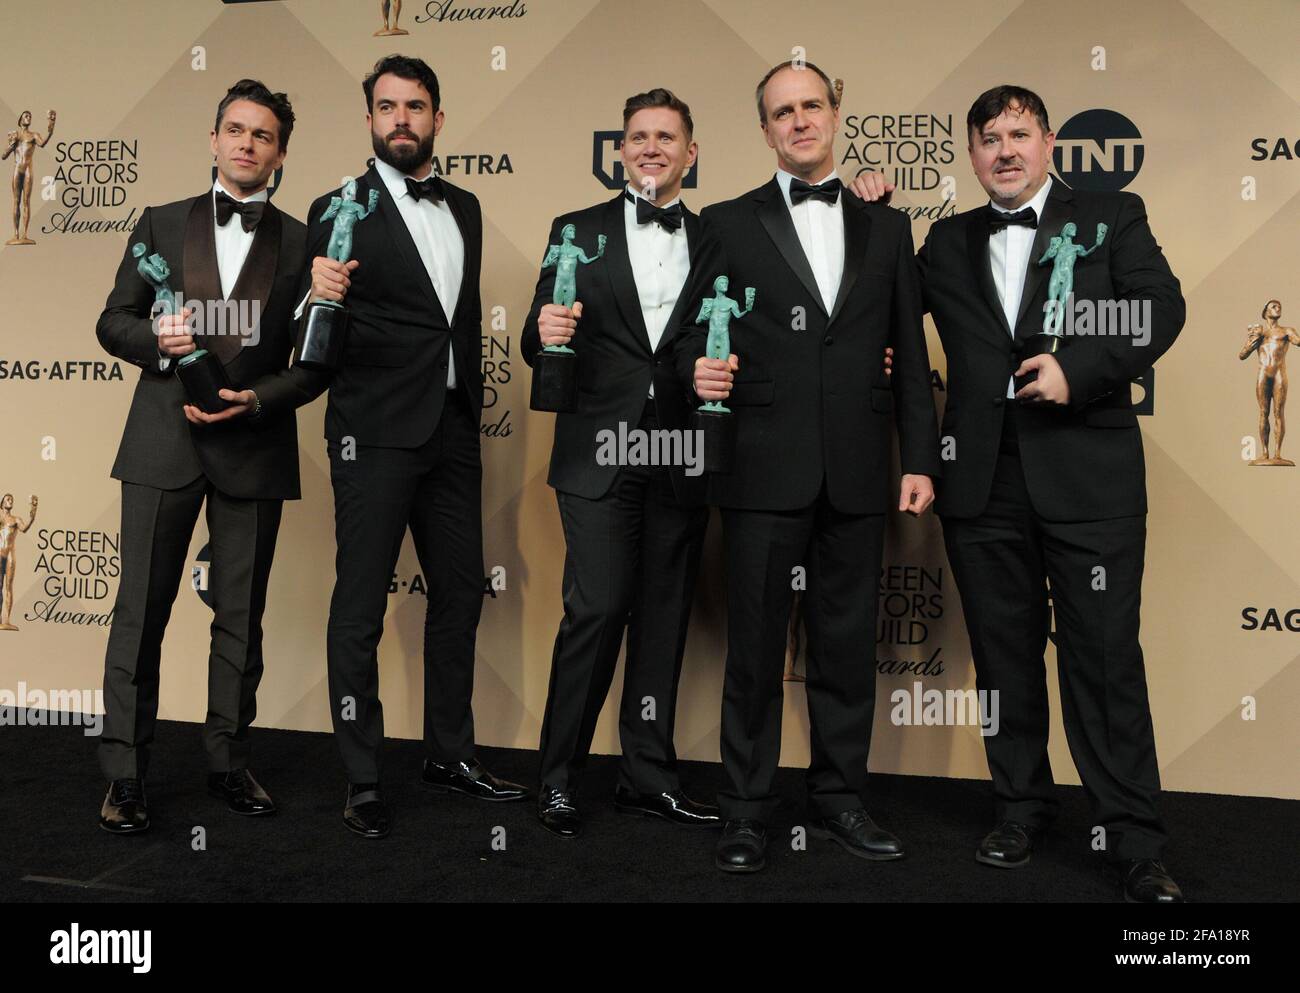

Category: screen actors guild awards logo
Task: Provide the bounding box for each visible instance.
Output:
[3,109,55,245]
[1239,299,1298,466]
[0,494,38,630]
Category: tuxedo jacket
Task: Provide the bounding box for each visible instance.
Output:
[673,177,941,515]
[918,179,1184,521]
[521,194,705,505]
[302,161,483,449]
[96,191,317,500]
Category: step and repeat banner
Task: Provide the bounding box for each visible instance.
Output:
[1,0,1296,799]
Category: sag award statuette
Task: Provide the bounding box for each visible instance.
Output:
[1015,220,1107,394]
[294,179,380,370]
[529,224,606,413]
[133,243,233,414]
[693,275,755,474]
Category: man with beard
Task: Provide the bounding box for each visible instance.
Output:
[849,85,1186,902]
[521,88,718,838]
[305,55,527,838]
[95,80,318,832]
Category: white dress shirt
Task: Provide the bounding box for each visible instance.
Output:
[159,180,267,372]
[774,167,844,314]
[988,175,1053,397]
[623,184,691,397]
[373,156,464,388]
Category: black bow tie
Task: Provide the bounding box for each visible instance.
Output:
[626,192,683,232]
[214,190,265,232]
[986,205,1038,232]
[405,174,445,204]
[789,177,842,206]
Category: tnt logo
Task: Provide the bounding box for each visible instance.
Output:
[592,130,697,190]
[1053,109,1143,192]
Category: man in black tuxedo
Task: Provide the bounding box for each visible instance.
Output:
[95,80,322,832]
[521,89,718,838]
[306,55,526,839]
[850,85,1185,902]
[675,62,941,873]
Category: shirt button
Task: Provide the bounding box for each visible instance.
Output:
[824,336,833,346]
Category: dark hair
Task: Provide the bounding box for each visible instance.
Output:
[363,54,440,113]
[755,60,839,124]
[214,79,294,152]
[623,88,694,141]
[966,85,1050,144]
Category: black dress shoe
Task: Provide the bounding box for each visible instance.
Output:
[1121,859,1184,903]
[99,779,149,834]
[809,808,905,861]
[207,769,276,816]
[975,820,1036,869]
[421,758,530,802]
[537,785,581,838]
[716,819,767,873]
[343,783,390,839]
[614,788,721,827]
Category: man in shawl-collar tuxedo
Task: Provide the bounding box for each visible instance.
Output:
[849,85,1186,902]
[95,80,325,833]
[674,61,942,873]
[521,88,719,838]
[304,55,527,839]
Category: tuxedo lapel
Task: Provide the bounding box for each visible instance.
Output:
[828,196,869,327]
[224,201,281,358]
[181,193,239,363]
[656,205,700,356]
[363,163,448,327]
[601,194,652,354]
[441,180,477,329]
[964,212,1013,347]
[1014,180,1073,339]
[754,179,826,316]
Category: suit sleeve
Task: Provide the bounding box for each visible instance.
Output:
[889,219,942,478]
[96,206,170,373]
[915,224,933,315]
[671,209,727,403]
[520,215,564,367]
[1053,193,1184,411]
[245,201,334,419]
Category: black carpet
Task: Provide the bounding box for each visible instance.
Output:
[2,717,1294,902]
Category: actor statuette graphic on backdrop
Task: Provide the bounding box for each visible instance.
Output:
[0,493,37,631]
[1238,298,1296,466]
[3,108,55,245]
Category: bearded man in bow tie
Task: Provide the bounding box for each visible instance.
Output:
[95,80,324,833]
[304,55,528,839]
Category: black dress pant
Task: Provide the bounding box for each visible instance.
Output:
[100,475,282,780]
[941,406,1166,861]
[537,400,708,794]
[325,386,482,784]
[718,487,885,821]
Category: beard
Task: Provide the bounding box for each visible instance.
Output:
[372,127,435,174]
